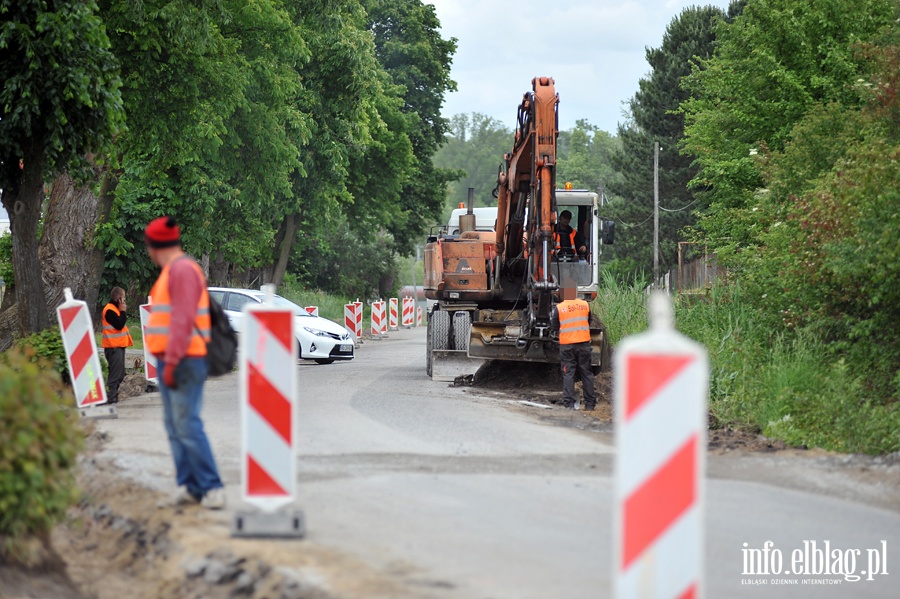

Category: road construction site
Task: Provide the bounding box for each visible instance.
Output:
[3,326,899,599]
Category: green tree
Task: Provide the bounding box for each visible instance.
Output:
[433,113,510,214]
[680,0,894,254]
[0,0,124,334]
[607,3,733,281]
[364,0,459,252]
[557,119,622,195]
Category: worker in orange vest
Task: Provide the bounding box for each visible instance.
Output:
[144,216,225,510]
[101,286,134,404]
[551,278,596,410]
[553,210,586,259]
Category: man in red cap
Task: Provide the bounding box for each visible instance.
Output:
[144,216,225,509]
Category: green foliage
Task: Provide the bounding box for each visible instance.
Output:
[608,4,730,282]
[16,328,69,384]
[290,214,399,301]
[0,231,11,289]
[0,348,83,558]
[433,113,509,212]
[0,0,124,186]
[680,0,894,244]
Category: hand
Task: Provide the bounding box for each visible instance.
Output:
[163,362,178,389]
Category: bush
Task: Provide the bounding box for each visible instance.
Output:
[16,328,70,384]
[0,347,84,560]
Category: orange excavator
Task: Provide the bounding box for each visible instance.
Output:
[423,77,614,380]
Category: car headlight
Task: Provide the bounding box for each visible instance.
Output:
[303,326,332,338]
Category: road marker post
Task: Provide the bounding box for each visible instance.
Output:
[353,300,364,342]
[139,302,158,386]
[401,297,414,328]
[232,284,304,538]
[344,302,361,346]
[614,292,708,599]
[304,306,318,317]
[370,300,387,339]
[388,297,399,330]
[416,306,423,327]
[56,288,115,419]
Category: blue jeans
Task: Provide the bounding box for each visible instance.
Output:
[157,356,223,498]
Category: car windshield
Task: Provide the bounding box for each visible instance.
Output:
[249,294,312,316]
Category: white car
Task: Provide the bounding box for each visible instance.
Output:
[207,287,354,364]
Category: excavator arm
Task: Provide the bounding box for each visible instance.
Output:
[494,77,560,331]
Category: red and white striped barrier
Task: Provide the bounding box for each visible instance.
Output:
[416,306,423,327]
[614,293,708,599]
[56,288,106,408]
[388,297,399,330]
[353,300,363,340]
[139,303,158,384]
[240,288,297,512]
[401,297,414,328]
[370,300,387,337]
[344,302,362,343]
[304,306,318,317]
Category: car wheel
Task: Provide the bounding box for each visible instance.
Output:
[314,358,335,365]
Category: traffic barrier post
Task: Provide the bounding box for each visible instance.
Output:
[401,297,414,328]
[139,303,158,385]
[353,300,363,342]
[232,284,304,538]
[416,306,423,327]
[388,297,399,330]
[370,300,387,339]
[56,288,115,419]
[614,292,708,599]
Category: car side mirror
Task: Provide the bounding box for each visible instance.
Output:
[603,221,615,245]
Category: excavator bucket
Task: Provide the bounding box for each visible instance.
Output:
[430,350,489,382]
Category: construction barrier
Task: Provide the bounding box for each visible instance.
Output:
[388,297,399,330]
[344,302,362,343]
[353,300,363,340]
[416,306,423,327]
[304,306,318,317]
[139,303,158,384]
[614,293,708,599]
[55,288,109,412]
[371,300,387,338]
[239,299,296,508]
[232,285,303,538]
[401,297,414,328]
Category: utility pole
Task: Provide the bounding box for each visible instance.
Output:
[653,141,659,290]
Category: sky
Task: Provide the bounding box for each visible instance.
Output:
[428,0,734,134]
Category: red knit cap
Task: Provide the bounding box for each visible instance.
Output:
[144,216,181,248]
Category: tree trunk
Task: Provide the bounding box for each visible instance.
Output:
[40,171,114,320]
[0,304,18,353]
[268,213,298,288]
[0,139,50,337]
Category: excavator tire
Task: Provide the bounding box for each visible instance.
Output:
[432,310,451,350]
[452,311,472,351]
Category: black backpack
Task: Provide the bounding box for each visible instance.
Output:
[205,298,238,376]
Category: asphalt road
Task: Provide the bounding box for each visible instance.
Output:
[99,327,900,598]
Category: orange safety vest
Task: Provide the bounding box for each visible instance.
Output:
[557,299,591,345]
[554,228,577,250]
[145,258,211,357]
[101,303,134,348]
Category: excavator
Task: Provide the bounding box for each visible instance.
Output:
[423,77,614,380]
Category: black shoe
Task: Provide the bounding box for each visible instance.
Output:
[583,403,596,411]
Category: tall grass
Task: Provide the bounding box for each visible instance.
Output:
[596,276,900,454]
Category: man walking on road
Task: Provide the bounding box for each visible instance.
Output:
[144,216,226,510]
[101,286,133,404]
[551,278,596,410]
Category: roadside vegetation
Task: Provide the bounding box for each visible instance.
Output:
[597,276,900,455]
